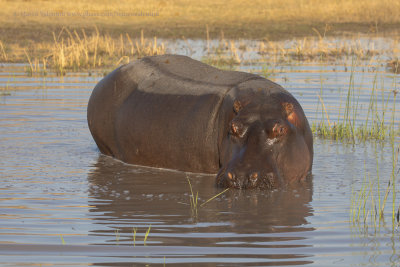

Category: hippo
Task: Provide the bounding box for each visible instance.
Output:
[87,55,313,189]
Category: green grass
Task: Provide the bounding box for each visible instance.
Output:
[144,225,151,246]
[312,58,399,143]
[186,176,199,219]
[132,227,137,247]
[350,142,399,233]
[186,175,230,219]
[60,234,66,245]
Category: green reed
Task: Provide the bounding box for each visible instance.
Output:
[339,60,400,231]
[186,176,199,219]
[60,234,66,245]
[144,225,151,246]
[186,175,230,219]
[132,227,137,247]
[350,143,398,232]
[313,60,399,142]
[109,226,153,246]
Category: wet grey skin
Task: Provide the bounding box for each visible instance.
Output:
[87,54,313,189]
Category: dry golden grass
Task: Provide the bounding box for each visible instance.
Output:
[2,0,400,73]
[4,30,400,74]
[258,36,382,62]
[1,0,400,41]
[45,28,165,73]
[10,28,165,74]
[387,59,400,73]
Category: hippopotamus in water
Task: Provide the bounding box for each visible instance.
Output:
[87,55,313,189]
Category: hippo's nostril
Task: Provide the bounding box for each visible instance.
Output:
[250,172,258,181]
[260,172,278,189]
[245,172,259,188]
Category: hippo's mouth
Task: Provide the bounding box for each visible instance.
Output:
[216,168,278,189]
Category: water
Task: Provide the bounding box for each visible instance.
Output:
[0,54,399,266]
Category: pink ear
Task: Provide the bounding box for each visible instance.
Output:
[282,102,301,128]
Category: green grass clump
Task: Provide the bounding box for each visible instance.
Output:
[312,121,399,142]
[186,175,229,220]
[313,59,399,143]
[350,144,399,233]
[202,40,241,68]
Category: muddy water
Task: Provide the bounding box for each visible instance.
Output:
[0,60,399,266]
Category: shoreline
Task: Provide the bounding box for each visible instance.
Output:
[1,30,399,75]
[2,22,400,45]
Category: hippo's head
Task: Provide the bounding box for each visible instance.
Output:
[216,92,313,189]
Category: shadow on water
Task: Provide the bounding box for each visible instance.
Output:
[87,155,315,265]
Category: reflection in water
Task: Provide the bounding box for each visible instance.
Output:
[87,155,314,265]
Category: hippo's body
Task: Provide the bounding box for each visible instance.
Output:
[87,55,313,189]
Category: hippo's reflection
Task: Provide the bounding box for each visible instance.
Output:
[88,155,314,236]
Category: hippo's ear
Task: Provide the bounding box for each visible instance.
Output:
[282,102,301,129]
[233,97,252,114]
[233,100,242,113]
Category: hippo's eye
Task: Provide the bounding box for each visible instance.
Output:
[230,120,245,138]
[269,122,288,139]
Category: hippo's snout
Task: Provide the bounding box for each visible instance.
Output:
[217,169,278,189]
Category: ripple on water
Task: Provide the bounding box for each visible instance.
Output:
[0,61,399,266]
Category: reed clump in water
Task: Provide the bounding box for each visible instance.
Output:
[387,59,400,73]
[258,36,383,63]
[202,33,241,68]
[350,145,399,232]
[186,175,229,221]
[49,28,165,74]
[201,33,399,68]
[2,27,400,74]
[312,60,399,142]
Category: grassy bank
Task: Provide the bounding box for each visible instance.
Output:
[1,0,400,44]
[1,0,400,73]
[2,28,400,74]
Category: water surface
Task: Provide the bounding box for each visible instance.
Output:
[0,54,399,266]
